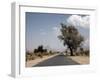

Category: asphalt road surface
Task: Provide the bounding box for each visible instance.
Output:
[33,55,80,67]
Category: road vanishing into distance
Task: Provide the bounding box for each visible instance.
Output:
[33,55,80,67]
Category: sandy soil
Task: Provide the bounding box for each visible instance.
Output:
[26,54,59,67]
[69,56,89,64]
[26,55,89,67]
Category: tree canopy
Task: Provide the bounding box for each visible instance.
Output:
[58,23,84,56]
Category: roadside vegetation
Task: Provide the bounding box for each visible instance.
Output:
[26,23,89,62]
[26,45,55,61]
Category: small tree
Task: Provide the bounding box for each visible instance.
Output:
[58,23,84,56]
[34,49,38,53]
[37,45,44,53]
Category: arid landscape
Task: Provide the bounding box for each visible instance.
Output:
[26,53,89,67]
[26,12,90,67]
[26,44,89,67]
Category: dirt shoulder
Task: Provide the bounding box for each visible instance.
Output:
[69,56,89,64]
[26,54,59,67]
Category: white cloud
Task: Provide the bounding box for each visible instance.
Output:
[67,15,90,29]
[52,27,61,36]
[39,29,47,35]
[82,38,90,49]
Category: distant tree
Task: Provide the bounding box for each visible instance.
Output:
[58,23,84,56]
[84,50,89,56]
[26,51,30,55]
[44,49,47,53]
[80,47,84,56]
[33,45,49,57]
[49,50,54,55]
[37,45,44,53]
[34,49,38,53]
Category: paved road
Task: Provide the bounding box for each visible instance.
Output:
[33,55,80,67]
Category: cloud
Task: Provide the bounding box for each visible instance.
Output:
[39,29,46,35]
[67,15,90,29]
[52,27,61,36]
[84,38,89,45]
[82,38,90,49]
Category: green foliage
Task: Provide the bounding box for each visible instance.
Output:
[58,23,84,56]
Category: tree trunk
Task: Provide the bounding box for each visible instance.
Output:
[69,47,74,56]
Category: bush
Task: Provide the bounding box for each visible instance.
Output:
[26,52,35,61]
[84,50,89,56]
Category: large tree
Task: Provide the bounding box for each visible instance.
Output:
[58,23,84,56]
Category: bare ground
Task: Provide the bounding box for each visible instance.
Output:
[69,56,89,64]
[26,54,89,67]
[26,54,59,67]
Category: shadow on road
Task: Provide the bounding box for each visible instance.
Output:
[33,55,80,67]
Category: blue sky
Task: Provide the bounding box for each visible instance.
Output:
[26,12,89,52]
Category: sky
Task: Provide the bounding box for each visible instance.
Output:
[26,12,90,52]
